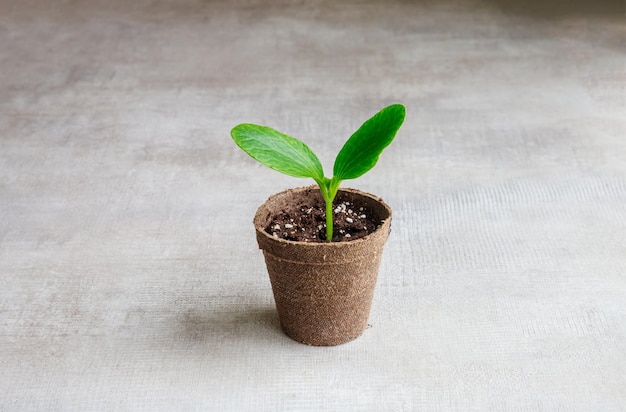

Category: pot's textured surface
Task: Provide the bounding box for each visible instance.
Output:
[254,187,392,345]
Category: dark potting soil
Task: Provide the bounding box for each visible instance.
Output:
[265,192,382,243]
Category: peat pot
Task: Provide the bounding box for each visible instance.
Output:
[253,186,392,346]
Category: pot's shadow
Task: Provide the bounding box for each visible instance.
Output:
[179,305,285,345]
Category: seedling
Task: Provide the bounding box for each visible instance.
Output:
[231,103,406,241]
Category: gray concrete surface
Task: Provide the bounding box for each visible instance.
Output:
[1,0,624,410]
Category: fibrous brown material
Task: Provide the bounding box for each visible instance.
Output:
[254,186,392,346]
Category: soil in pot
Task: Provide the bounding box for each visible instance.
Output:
[264,187,383,242]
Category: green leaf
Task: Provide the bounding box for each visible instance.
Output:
[333,104,405,180]
[231,124,324,180]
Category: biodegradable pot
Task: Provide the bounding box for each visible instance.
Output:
[254,186,392,346]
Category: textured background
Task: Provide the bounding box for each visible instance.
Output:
[1,0,624,410]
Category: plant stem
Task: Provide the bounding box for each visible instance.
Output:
[316,176,341,242]
[325,197,333,241]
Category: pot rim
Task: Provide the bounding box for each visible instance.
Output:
[254,185,392,248]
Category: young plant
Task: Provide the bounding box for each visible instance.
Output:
[231,103,406,242]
